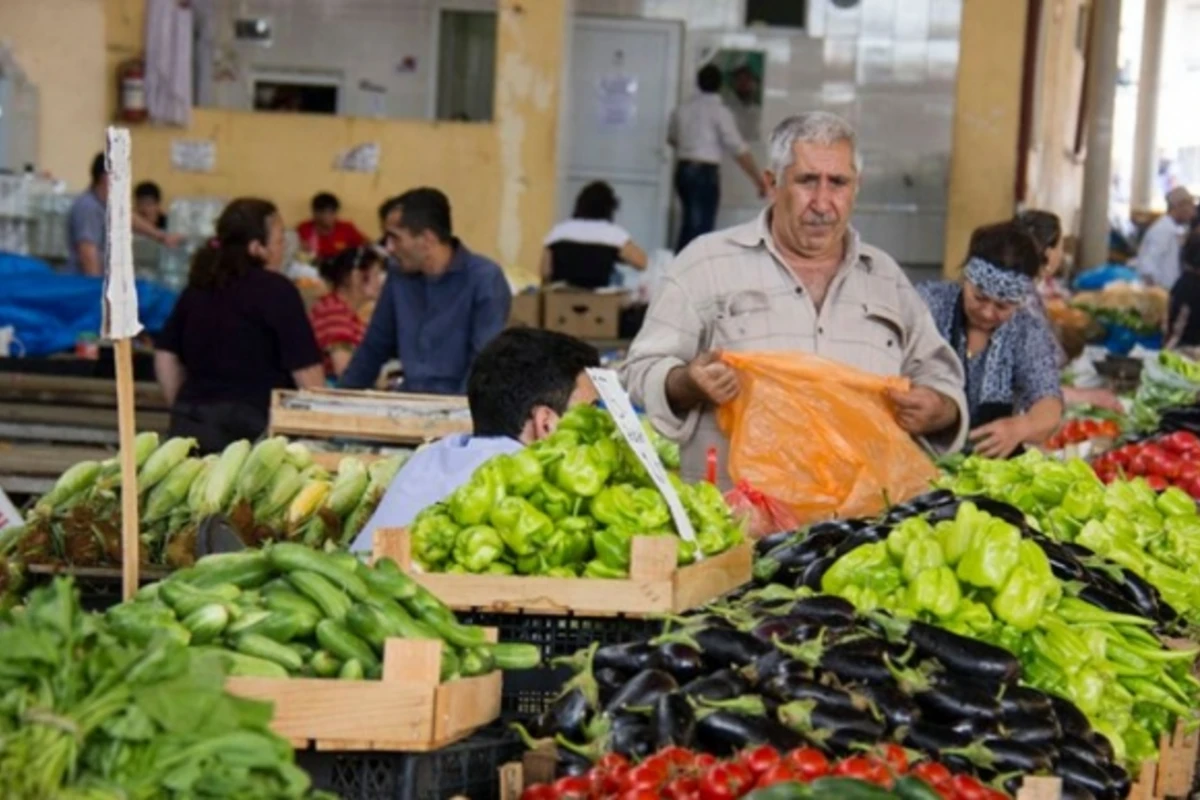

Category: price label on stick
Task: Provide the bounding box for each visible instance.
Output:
[586,368,697,546]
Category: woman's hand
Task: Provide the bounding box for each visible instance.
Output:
[968,416,1030,459]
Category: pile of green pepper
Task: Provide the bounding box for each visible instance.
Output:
[943,450,1200,624]
[823,501,1200,766]
[409,405,743,578]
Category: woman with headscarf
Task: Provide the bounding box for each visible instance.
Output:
[917,221,1065,458]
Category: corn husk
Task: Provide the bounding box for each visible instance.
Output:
[143,457,206,523]
[325,458,369,518]
[235,437,289,503]
[200,439,252,516]
[137,437,197,493]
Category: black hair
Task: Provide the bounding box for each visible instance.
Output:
[468,328,600,439]
[1014,210,1062,266]
[135,181,162,202]
[1184,232,1200,270]
[572,182,619,221]
[377,196,402,225]
[318,245,383,289]
[90,153,106,185]
[967,221,1041,280]
[311,192,340,213]
[188,198,277,290]
[697,64,723,93]
[395,187,453,243]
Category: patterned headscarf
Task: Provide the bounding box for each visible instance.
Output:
[963,257,1034,303]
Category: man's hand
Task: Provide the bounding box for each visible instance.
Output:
[886,385,959,436]
[161,232,184,248]
[969,417,1029,459]
[666,350,740,414]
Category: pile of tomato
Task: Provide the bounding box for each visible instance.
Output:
[1044,417,1122,451]
[518,744,1008,800]
[1089,431,1200,496]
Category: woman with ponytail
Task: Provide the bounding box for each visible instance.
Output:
[154,198,324,453]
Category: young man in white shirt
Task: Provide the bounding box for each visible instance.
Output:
[1138,186,1196,289]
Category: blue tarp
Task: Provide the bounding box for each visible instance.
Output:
[1073,264,1140,292]
[0,252,178,357]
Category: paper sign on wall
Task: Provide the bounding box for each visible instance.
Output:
[0,486,22,532]
[586,368,697,545]
[170,139,216,173]
[335,143,380,173]
[102,127,142,341]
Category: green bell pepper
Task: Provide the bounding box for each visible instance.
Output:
[489,496,553,557]
[410,506,459,568]
[448,461,506,526]
[697,527,728,557]
[484,561,514,575]
[1157,486,1197,518]
[551,445,611,497]
[901,538,945,582]
[955,519,1020,589]
[554,403,614,443]
[583,559,627,579]
[905,565,960,618]
[529,483,572,521]
[594,527,634,571]
[886,517,934,562]
[591,484,640,528]
[949,598,994,633]
[501,449,544,497]
[822,541,891,595]
[1061,480,1104,522]
[632,487,671,530]
[592,437,621,473]
[544,566,578,578]
[516,552,549,575]
[840,585,881,613]
[676,538,697,566]
[933,520,973,567]
[991,565,1051,631]
[451,525,506,573]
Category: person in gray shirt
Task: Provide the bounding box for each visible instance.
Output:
[66,153,180,275]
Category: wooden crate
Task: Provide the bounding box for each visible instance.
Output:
[374,527,752,617]
[268,388,470,445]
[225,635,501,752]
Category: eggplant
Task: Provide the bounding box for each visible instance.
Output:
[883,503,922,524]
[651,692,696,749]
[1057,753,1117,800]
[1058,734,1105,763]
[909,489,958,511]
[554,748,594,777]
[760,674,865,712]
[905,621,1021,685]
[1050,695,1093,738]
[695,710,804,756]
[901,720,971,754]
[693,626,771,668]
[1113,569,1164,621]
[799,555,836,591]
[1087,730,1115,762]
[790,595,858,627]
[747,650,793,683]
[655,642,705,682]
[831,527,890,559]
[755,529,798,558]
[607,713,655,760]
[594,642,658,673]
[604,669,678,715]
[750,616,822,645]
[1036,538,1090,582]
[971,738,1055,773]
[965,496,1027,526]
[595,667,627,707]
[681,669,749,703]
[857,682,920,731]
[818,639,893,685]
[999,685,1053,717]
[1107,765,1131,798]
[911,678,1001,723]
[1059,785,1098,800]
[535,686,591,740]
[949,715,999,739]
[777,700,886,746]
[1001,711,1061,745]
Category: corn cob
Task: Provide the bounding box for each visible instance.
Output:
[200,439,252,515]
[235,436,289,502]
[299,513,337,546]
[339,494,377,547]
[143,457,206,523]
[133,431,161,468]
[325,458,369,518]
[137,437,197,494]
[252,462,305,523]
[286,480,331,529]
[367,454,406,490]
[284,442,313,470]
[186,455,218,517]
[34,460,103,516]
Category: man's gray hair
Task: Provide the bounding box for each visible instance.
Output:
[768,112,863,176]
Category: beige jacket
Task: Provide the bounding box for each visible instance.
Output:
[621,211,968,486]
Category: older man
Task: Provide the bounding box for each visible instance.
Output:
[622,112,968,486]
[1137,186,1196,289]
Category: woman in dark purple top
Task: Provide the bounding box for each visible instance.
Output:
[154,198,323,453]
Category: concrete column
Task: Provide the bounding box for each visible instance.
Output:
[1131,0,1167,209]
[1078,0,1124,270]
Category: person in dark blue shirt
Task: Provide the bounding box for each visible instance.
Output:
[339,187,512,394]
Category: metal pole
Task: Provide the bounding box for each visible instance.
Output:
[1078,0,1125,270]
[1131,0,1167,209]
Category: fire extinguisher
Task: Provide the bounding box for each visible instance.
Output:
[117,59,148,122]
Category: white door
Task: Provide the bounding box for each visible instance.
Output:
[562,17,682,252]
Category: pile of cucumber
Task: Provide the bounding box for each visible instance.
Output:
[108,543,541,681]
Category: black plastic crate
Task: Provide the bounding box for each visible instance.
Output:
[23,567,165,612]
[456,611,662,719]
[297,724,523,800]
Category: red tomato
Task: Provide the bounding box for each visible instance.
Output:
[519,785,559,800]
[756,762,801,788]
[1078,419,1101,439]
[1046,435,1063,451]
[834,756,892,787]
[662,776,701,800]
[1162,431,1200,454]
[1146,474,1170,492]
[699,763,755,800]
[1109,446,1134,467]
[1099,419,1121,438]
[552,775,592,798]
[741,745,781,776]
[910,761,952,787]
[1129,451,1152,476]
[693,753,718,771]
[949,774,991,800]
[588,766,622,796]
[619,790,662,800]
[786,748,830,780]
[1181,475,1200,499]
[657,747,694,772]
[877,743,909,775]
[597,753,630,773]
[978,788,1010,800]
[621,763,668,792]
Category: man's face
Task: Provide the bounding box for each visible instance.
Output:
[135,196,161,223]
[1170,197,1196,224]
[382,207,402,235]
[391,228,435,274]
[525,374,600,443]
[314,208,338,231]
[768,139,857,259]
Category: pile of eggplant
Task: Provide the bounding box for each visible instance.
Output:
[522,593,1131,800]
[753,490,1184,636]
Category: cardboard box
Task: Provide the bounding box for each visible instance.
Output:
[508,292,542,328]
[542,289,625,340]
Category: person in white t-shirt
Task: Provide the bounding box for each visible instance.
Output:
[1137,186,1196,289]
[540,181,648,289]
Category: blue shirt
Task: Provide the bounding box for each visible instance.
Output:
[66,190,107,274]
[339,241,512,394]
[350,435,524,551]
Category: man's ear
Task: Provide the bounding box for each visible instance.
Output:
[528,405,560,442]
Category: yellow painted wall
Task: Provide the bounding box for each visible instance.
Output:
[105,0,566,284]
[0,0,106,189]
[942,0,1029,274]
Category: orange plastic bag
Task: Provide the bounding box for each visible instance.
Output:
[724,480,801,540]
[716,351,939,525]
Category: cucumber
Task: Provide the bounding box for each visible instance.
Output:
[487,643,542,671]
[369,593,439,640]
[263,586,323,618]
[315,619,380,670]
[345,604,396,650]
[183,551,273,589]
[288,571,353,622]
[309,650,342,678]
[218,650,290,679]
[289,642,315,662]
[327,551,363,574]
[181,603,229,645]
[401,593,488,649]
[359,559,419,601]
[233,610,316,643]
[459,648,493,677]
[226,610,272,637]
[339,659,365,680]
[268,543,370,601]
[160,580,239,617]
[235,633,304,673]
[440,647,461,682]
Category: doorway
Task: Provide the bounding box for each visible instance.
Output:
[434,9,498,122]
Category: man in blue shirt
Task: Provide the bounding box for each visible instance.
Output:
[350,328,600,551]
[339,187,512,393]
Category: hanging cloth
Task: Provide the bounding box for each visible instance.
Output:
[145,0,194,126]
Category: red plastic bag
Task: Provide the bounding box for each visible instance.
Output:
[716,351,939,525]
[724,480,801,539]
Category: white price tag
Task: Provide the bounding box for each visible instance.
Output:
[586,368,696,544]
[102,127,142,341]
[0,486,23,531]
